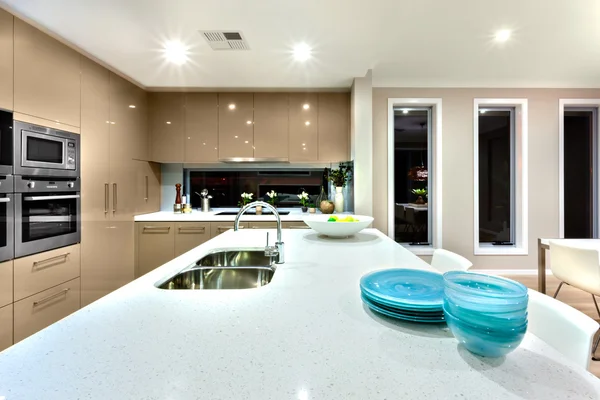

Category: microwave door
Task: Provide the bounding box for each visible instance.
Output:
[22,131,66,170]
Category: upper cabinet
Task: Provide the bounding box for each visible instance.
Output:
[184,93,218,163]
[289,93,318,162]
[13,18,81,127]
[318,93,350,162]
[149,93,185,163]
[254,93,289,159]
[0,9,13,111]
[218,93,254,159]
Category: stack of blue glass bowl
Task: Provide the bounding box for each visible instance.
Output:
[442,271,528,357]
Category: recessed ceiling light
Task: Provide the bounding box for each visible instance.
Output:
[228,104,236,110]
[305,121,311,126]
[163,40,189,65]
[234,135,238,139]
[402,109,409,114]
[293,43,312,62]
[494,29,511,42]
[302,143,306,146]
[129,105,136,109]
[303,104,310,110]
[166,121,171,124]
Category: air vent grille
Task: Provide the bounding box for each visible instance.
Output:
[200,30,250,51]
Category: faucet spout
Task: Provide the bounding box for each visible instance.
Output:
[234,201,284,264]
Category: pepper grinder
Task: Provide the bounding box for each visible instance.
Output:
[174,183,182,213]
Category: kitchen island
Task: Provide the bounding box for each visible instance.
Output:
[0,229,599,399]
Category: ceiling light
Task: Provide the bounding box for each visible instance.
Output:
[303,104,310,110]
[129,105,136,109]
[305,121,311,126]
[402,109,409,114]
[234,136,238,139]
[246,120,252,125]
[244,140,249,144]
[163,40,189,65]
[293,43,312,62]
[166,121,171,124]
[494,29,511,42]
[228,104,236,110]
[302,143,306,146]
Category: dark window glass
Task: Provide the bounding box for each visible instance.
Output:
[393,109,430,244]
[478,109,513,243]
[27,136,63,164]
[21,196,77,242]
[564,109,596,238]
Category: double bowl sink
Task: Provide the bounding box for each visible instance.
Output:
[156,249,276,290]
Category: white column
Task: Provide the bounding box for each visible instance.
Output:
[351,70,373,216]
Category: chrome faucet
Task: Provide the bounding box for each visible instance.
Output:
[234,201,284,264]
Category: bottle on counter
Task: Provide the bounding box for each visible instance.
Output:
[174,183,182,213]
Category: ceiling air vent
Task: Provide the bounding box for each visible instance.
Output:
[200,31,250,51]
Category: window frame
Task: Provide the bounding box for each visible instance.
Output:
[473,98,528,255]
[387,98,442,255]
[558,99,600,238]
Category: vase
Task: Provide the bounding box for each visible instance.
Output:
[301,206,308,213]
[334,187,344,213]
[256,205,262,215]
[308,207,316,214]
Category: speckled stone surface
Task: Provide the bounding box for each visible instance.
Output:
[0,229,599,399]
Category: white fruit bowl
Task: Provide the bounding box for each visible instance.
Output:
[302,215,374,238]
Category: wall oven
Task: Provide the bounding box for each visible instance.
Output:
[14,176,80,258]
[0,175,14,262]
[13,121,79,177]
[0,110,13,175]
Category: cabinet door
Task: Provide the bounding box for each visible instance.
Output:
[218,93,254,159]
[136,222,175,277]
[13,277,80,343]
[318,93,350,162]
[184,93,218,163]
[149,93,185,162]
[253,93,289,159]
[0,304,12,352]
[174,222,211,256]
[135,161,161,215]
[130,87,149,161]
[289,93,318,162]
[248,221,278,229]
[0,9,13,111]
[282,222,310,229]
[210,222,248,238]
[14,18,81,127]
[0,260,12,308]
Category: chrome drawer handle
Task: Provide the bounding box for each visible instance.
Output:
[143,226,171,231]
[104,183,109,214]
[24,195,80,201]
[178,227,206,233]
[33,288,70,307]
[217,226,244,232]
[288,225,309,229]
[0,198,10,203]
[32,252,70,268]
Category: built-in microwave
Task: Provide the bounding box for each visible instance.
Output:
[13,121,79,177]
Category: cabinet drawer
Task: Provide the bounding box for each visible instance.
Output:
[14,244,81,302]
[14,277,80,343]
[175,222,211,256]
[0,260,13,307]
[282,222,310,229]
[137,222,175,277]
[210,222,248,238]
[248,221,278,229]
[0,304,12,352]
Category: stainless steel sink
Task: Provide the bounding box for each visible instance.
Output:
[156,249,276,290]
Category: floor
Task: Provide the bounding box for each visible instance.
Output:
[503,273,600,378]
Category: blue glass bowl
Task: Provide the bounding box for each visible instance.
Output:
[444,286,528,313]
[444,308,526,357]
[443,298,527,330]
[443,272,528,299]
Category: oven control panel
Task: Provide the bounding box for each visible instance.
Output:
[14,176,80,193]
[66,140,77,170]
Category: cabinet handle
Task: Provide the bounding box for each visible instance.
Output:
[104,183,109,214]
[32,252,70,268]
[145,176,149,201]
[112,183,117,213]
[178,226,206,233]
[143,226,171,232]
[217,226,244,232]
[33,288,70,307]
[288,225,309,229]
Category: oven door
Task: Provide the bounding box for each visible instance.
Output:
[0,193,14,262]
[15,193,80,258]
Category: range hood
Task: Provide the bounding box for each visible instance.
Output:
[219,157,289,163]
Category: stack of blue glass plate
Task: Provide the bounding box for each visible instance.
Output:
[359,269,445,323]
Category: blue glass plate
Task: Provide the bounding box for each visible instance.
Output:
[360,268,444,309]
[361,290,443,313]
[361,295,445,323]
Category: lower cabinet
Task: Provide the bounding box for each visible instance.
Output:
[13,277,81,343]
[282,222,309,229]
[210,222,248,238]
[248,221,278,229]
[0,260,13,308]
[174,222,211,256]
[0,304,12,352]
[136,222,174,278]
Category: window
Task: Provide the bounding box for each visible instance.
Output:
[388,98,442,255]
[559,100,600,238]
[474,99,528,255]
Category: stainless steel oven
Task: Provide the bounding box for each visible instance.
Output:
[14,176,80,258]
[13,121,79,177]
[0,110,13,176]
[0,175,14,262]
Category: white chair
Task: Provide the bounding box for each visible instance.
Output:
[430,249,472,274]
[527,289,599,370]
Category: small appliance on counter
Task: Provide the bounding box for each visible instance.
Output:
[196,189,211,212]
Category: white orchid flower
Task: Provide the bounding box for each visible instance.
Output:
[248,193,253,199]
[267,190,277,198]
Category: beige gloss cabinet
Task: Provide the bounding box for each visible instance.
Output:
[0,304,13,352]
[210,222,248,238]
[184,93,219,163]
[253,93,289,159]
[175,222,211,256]
[247,221,278,229]
[13,277,81,343]
[136,222,175,277]
[289,93,318,162]
[149,93,185,163]
[218,93,254,159]
[0,9,13,111]
[0,260,13,308]
[13,18,81,128]
[318,93,350,162]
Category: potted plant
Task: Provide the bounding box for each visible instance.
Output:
[308,203,316,214]
[327,165,352,213]
[238,192,253,207]
[266,190,278,206]
[297,191,310,212]
[411,188,427,205]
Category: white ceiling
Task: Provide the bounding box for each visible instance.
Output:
[2,0,599,89]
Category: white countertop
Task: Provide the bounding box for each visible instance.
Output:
[1,229,599,399]
[134,207,329,222]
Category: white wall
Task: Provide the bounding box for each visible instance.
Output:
[351,70,373,216]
